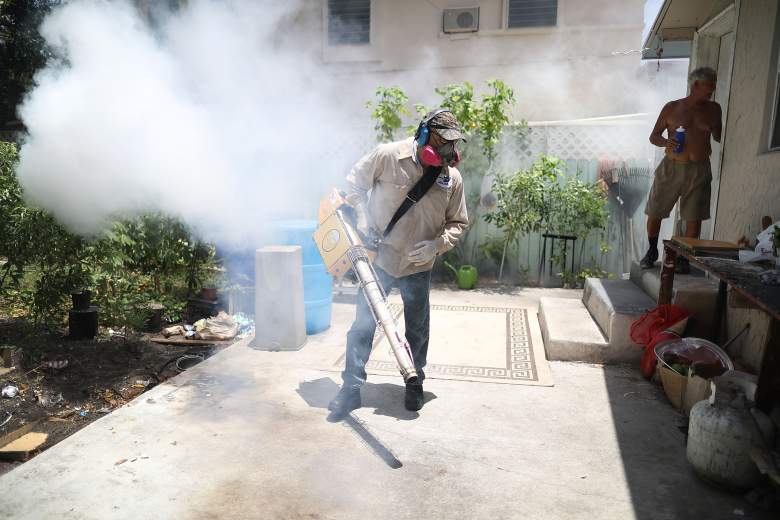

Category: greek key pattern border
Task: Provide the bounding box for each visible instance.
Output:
[364,304,538,382]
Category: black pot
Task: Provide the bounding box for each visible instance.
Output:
[71,290,92,310]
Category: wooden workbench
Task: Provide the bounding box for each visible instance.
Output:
[660,240,780,412]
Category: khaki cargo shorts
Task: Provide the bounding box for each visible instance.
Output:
[645,157,712,220]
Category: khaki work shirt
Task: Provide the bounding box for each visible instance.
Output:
[346,137,469,278]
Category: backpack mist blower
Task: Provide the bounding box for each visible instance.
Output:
[312,189,418,384]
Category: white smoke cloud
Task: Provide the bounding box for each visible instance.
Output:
[16,0,687,252]
[17,0,359,247]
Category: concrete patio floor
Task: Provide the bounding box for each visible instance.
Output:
[0,287,771,520]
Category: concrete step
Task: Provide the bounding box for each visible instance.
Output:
[538,297,616,363]
[582,278,656,351]
[629,261,719,337]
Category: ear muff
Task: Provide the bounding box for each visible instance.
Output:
[418,126,430,146]
[419,145,442,167]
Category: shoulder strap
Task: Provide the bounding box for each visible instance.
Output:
[382,165,443,238]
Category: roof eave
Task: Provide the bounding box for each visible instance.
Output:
[642,0,694,60]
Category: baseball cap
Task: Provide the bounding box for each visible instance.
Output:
[428,110,465,141]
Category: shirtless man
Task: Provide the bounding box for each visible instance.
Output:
[640,67,722,272]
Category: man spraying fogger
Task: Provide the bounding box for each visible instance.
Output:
[328,109,469,419]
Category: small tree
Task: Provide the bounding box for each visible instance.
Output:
[365,86,410,142]
[477,79,515,166]
[484,155,608,282]
[484,155,560,279]
[432,82,480,135]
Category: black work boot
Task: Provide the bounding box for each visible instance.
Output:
[327,386,361,420]
[639,248,659,269]
[404,383,424,411]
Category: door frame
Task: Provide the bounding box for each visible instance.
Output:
[687,2,739,240]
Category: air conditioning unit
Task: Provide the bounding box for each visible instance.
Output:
[443,7,479,34]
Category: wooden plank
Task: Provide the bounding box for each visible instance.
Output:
[697,258,780,322]
[658,243,677,305]
[665,241,780,321]
[671,236,740,252]
[729,290,762,310]
[756,318,780,413]
[147,335,233,346]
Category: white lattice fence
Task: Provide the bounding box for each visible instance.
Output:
[322,119,659,285]
[471,120,658,284]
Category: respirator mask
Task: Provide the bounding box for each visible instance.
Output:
[419,140,461,167]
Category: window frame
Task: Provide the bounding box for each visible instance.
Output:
[505,0,559,30]
[768,32,780,151]
[769,68,780,151]
[326,0,372,47]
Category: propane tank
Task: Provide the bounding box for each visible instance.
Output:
[686,377,771,489]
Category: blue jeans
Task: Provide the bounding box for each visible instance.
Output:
[342,267,431,388]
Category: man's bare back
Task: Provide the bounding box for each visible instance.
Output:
[650,97,722,162]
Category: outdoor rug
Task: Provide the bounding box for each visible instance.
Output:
[332,303,553,386]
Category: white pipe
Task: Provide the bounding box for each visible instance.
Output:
[351,250,418,384]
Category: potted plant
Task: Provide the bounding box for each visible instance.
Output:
[199,267,225,301]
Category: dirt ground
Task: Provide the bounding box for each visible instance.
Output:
[0,318,230,476]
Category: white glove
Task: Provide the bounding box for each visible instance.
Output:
[354,202,371,236]
[408,240,438,266]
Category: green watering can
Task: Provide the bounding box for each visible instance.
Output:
[444,261,478,290]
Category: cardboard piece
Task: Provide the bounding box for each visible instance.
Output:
[0,420,48,461]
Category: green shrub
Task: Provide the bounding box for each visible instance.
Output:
[484,155,609,280]
[0,141,216,330]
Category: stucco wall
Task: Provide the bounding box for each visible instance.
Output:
[305,0,685,122]
[714,0,780,242]
[710,0,780,374]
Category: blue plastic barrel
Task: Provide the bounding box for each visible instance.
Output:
[274,220,333,334]
[304,297,333,335]
[274,220,325,265]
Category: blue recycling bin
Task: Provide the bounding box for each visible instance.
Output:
[274,220,333,334]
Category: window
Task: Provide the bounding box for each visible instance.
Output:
[328,0,370,45]
[769,8,780,150]
[770,16,780,151]
[507,0,558,29]
[770,66,780,150]
[146,0,184,29]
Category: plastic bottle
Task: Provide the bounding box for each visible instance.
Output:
[673,126,685,153]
